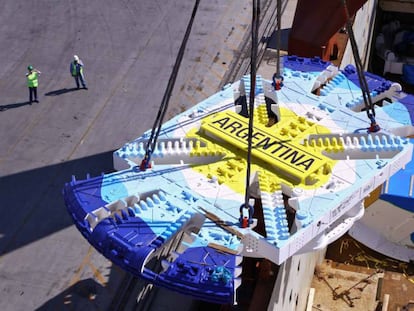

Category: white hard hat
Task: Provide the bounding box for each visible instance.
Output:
[74,55,79,61]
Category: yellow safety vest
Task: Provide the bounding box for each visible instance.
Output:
[27,72,38,88]
[71,62,83,76]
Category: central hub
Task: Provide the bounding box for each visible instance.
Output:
[201,111,329,184]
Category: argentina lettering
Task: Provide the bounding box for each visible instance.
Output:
[201,111,327,181]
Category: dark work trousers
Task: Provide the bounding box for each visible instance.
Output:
[29,87,38,102]
[73,74,87,89]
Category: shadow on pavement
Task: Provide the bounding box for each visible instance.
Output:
[266,28,291,51]
[35,278,103,311]
[45,88,79,96]
[0,151,115,256]
[34,275,126,311]
[0,101,32,111]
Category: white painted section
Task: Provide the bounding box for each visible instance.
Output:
[341,0,378,70]
[382,294,390,311]
[349,200,414,262]
[305,288,315,311]
[359,200,414,246]
[267,249,326,311]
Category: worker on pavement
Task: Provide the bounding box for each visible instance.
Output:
[70,55,87,89]
[26,65,41,103]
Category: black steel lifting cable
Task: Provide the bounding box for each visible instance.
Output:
[141,0,200,169]
[276,0,282,78]
[243,0,260,215]
[342,0,376,118]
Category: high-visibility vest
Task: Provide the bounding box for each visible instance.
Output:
[71,62,83,76]
[27,72,38,88]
